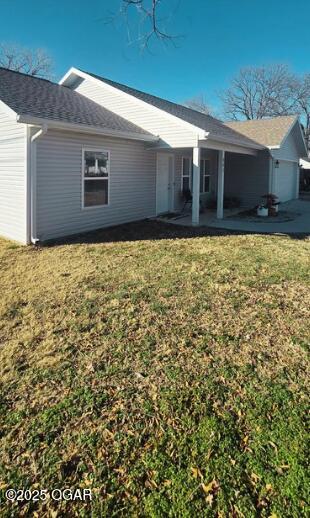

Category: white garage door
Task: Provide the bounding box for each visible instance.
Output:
[274,161,297,202]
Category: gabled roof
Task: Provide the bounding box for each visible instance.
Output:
[0,67,156,140]
[225,115,298,148]
[78,70,264,150]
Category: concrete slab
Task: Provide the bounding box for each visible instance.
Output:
[158,200,310,235]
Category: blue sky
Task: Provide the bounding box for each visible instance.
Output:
[0,0,309,110]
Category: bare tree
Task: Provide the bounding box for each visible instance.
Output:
[221,64,297,121]
[293,74,310,152]
[110,0,181,50]
[183,94,213,115]
[0,43,53,78]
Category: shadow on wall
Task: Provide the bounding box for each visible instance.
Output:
[43,219,309,248]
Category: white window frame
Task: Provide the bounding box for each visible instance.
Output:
[82,147,110,210]
[200,158,211,193]
[181,156,193,191]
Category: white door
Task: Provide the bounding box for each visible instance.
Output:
[156,153,174,214]
[274,161,297,202]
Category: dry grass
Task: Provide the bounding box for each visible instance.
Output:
[0,222,309,517]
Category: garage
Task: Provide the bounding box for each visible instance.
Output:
[226,116,307,204]
[274,161,298,202]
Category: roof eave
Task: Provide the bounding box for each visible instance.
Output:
[16,114,159,142]
[204,132,266,151]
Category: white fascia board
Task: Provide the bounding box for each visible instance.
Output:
[59,67,77,85]
[276,115,298,148]
[199,138,258,156]
[59,67,206,138]
[16,114,159,142]
[295,119,308,156]
[0,99,18,119]
[270,118,308,156]
[203,132,265,151]
[276,116,307,155]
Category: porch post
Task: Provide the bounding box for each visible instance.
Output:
[217,150,225,219]
[192,146,200,225]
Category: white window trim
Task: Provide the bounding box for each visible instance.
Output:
[181,156,192,191]
[200,158,211,194]
[82,147,110,210]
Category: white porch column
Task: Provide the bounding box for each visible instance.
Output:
[217,150,225,219]
[192,147,201,225]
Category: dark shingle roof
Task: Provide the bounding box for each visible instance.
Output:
[85,70,264,149]
[0,67,154,138]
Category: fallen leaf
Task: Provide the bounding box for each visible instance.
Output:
[191,467,203,480]
[201,479,219,494]
[205,493,213,506]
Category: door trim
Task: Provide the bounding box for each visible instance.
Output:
[156,153,175,215]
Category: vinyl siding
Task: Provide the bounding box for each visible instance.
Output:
[173,149,219,211]
[224,150,270,207]
[272,125,301,161]
[36,130,157,241]
[0,107,27,243]
[271,124,301,201]
[74,78,201,148]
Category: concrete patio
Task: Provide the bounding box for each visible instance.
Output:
[158,199,310,235]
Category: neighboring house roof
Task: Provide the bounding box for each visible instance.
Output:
[82,70,264,150]
[225,115,298,148]
[0,67,156,140]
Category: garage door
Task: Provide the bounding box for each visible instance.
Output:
[274,161,297,202]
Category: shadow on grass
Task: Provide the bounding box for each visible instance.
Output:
[43,219,310,248]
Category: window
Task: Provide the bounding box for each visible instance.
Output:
[83,149,109,208]
[200,159,211,193]
[182,157,192,192]
[182,156,211,194]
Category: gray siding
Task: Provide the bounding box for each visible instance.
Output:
[36,130,157,241]
[225,150,270,207]
[173,149,218,211]
[74,78,201,148]
[0,107,27,243]
[272,123,301,161]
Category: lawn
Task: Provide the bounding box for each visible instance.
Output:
[0,222,309,517]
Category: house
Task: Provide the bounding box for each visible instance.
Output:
[226,116,307,203]
[0,67,307,244]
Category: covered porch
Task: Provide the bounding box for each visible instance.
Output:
[156,140,265,226]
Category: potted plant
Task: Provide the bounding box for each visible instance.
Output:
[257,204,268,217]
[262,193,280,216]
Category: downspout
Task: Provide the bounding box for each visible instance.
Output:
[30,125,48,244]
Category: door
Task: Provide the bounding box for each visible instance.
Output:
[274,161,297,202]
[156,153,174,214]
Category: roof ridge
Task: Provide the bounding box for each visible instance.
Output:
[82,70,264,148]
[83,69,218,120]
[227,115,298,124]
[0,66,53,84]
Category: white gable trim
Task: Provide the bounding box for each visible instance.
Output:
[0,99,18,119]
[16,114,158,142]
[272,117,307,155]
[59,67,206,139]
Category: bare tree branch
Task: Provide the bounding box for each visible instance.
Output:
[293,74,310,152]
[109,0,182,51]
[220,65,297,121]
[0,43,53,78]
[183,94,213,115]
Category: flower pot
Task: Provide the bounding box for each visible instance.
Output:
[257,206,268,217]
[268,206,278,217]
